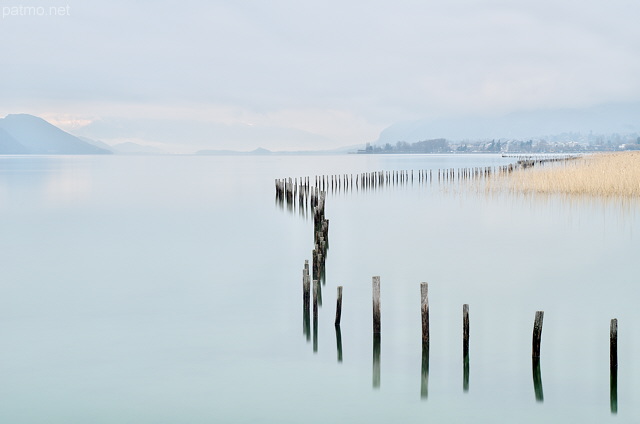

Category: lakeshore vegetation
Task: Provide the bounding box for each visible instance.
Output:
[492,151,640,197]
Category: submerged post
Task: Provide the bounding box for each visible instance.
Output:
[420,282,429,348]
[532,311,544,358]
[335,286,343,326]
[372,276,381,334]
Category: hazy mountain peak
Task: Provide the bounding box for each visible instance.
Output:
[376,102,640,144]
[0,114,111,155]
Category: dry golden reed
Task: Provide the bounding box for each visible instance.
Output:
[492,152,640,198]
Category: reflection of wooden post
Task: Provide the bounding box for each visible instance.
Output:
[335,325,343,363]
[463,304,469,392]
[335,286,343,326]
[420,283,429,347]
[313,279,319,353]
[532,357,544,402]
[303,261,310,341]
[372,276,381,334]
[463,352,469,393]
[532,311,544,358]
[611,367,618,414]
[313,313,318,354]
[421,344,429,399]
[373,334,381,388]
[610,318,618,414]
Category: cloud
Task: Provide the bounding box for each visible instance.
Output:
[1,0,639,148]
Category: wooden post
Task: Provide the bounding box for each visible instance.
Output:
[610,318,618,369]
[335,286,343,326]
[532,311,544,358]
[463,304,469,357]
[303,262,310,313]
[372,276,381,334]
[421,282,429,347]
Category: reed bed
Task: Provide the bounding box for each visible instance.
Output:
[490,152,640,198]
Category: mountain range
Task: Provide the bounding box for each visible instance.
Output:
[0,114,111,154]
[3,102,640,155]
[376,102,640,144]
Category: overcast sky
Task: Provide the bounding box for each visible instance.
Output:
[1,0,639,152]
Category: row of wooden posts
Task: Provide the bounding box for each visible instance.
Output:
[288,154,619,410]
[275,156,578,214]
[305,274,619,410]
[320,278,549,357]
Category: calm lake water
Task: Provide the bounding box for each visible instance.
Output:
[0,154,638,423]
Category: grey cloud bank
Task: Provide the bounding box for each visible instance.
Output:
[1,0,639,150]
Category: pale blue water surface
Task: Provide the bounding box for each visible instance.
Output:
[0,154,637,423]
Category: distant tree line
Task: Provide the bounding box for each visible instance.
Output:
[359,135,640,154]
[363,139,450,154]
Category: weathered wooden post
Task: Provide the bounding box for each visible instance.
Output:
[530,311,544,402]
[421,282,429,348]
[373,276,381,334]
[532,311,544,358]
[530,310,544,401]
[335,286,343,326]
[303,261,310,312]
[463,304,469,357]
